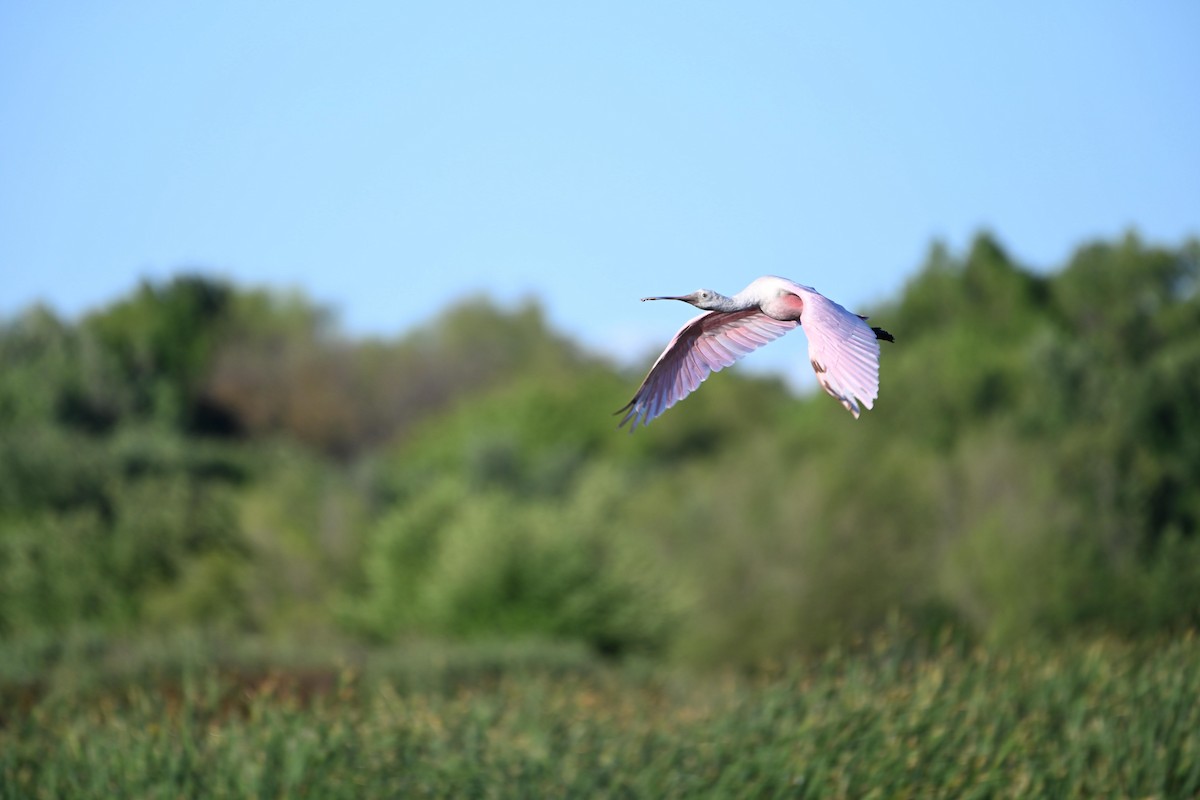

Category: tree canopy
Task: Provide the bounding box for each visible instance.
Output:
[2,231,1197,663]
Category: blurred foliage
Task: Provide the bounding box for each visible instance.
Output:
[1,231,1198,663]
[353,466,672,655]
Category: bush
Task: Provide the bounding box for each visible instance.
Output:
[355,467,672,655]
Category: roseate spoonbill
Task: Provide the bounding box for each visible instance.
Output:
[618,276,893,430]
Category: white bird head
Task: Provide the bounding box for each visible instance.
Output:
[641,289,731,311]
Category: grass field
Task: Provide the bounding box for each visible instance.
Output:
[3,632,1198,798]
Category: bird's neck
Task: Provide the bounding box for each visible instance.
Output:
[712,292,751,313]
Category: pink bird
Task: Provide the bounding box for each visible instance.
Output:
[618,276,893,430]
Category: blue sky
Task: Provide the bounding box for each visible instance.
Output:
[2,2,1197,383]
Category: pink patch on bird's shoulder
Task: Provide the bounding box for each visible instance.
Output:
[766,291,805,321]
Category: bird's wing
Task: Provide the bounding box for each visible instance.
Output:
[792,285,881,418]
[617,308,798,430]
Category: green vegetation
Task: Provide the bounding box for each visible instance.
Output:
[4,634,1198,797]
[2,230,1198,794]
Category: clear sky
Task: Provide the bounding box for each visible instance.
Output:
[2,2,1197,383]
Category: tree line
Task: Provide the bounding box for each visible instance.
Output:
[1,231,1197,663]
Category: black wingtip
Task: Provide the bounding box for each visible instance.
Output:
[872,327,895,343]
[613,400,639,432]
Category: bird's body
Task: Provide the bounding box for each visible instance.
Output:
[618,276,892,430]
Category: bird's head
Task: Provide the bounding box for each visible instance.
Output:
[641,289,729,311]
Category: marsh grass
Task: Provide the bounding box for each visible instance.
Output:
[3,632,1198,798]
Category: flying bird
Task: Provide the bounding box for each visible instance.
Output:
[618,276,893,430]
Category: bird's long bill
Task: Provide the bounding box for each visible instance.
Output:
[640,295,689,302]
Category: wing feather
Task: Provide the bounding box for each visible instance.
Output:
[790,284,882,419]
[617,308,798,430]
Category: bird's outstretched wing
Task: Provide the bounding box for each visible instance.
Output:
[793,286,881,418]
[617,308,798,431]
